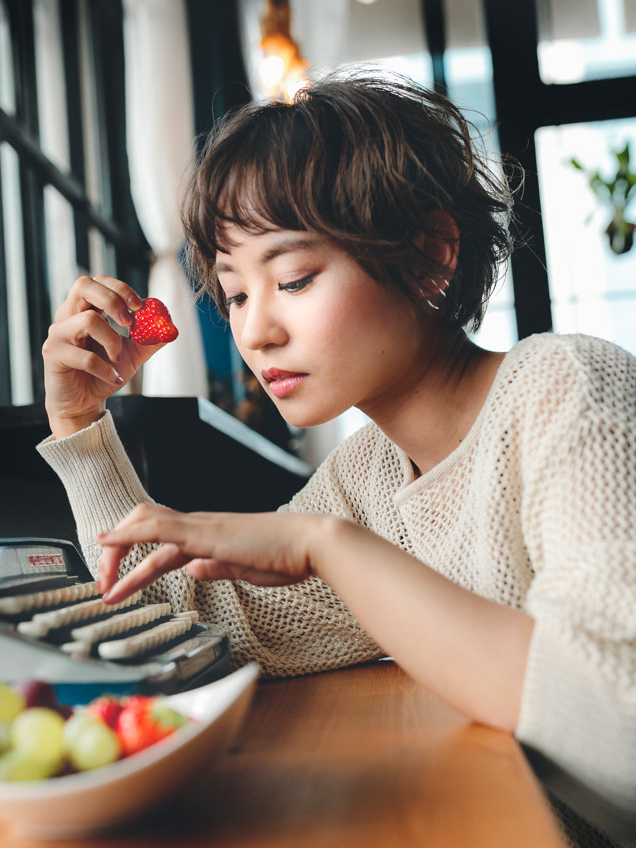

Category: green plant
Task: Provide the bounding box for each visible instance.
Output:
[571,142,636,255]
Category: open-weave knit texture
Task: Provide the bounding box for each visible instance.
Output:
[38,332,636,847]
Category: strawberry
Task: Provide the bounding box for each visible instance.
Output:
[129,297,179,345]
[86,695,123,730]
[115,695,190,757]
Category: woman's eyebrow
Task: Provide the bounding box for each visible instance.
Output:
[216,237,322,275]
[259,237,322,265]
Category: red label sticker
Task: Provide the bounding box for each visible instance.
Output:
[28,554,64,567]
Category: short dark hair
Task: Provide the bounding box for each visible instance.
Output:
[182,69,517,331]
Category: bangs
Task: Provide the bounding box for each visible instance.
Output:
[212,162,305,255]
[201,102,323,256]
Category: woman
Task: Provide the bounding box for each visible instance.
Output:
[39,71,635,845]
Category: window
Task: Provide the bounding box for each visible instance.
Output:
[0,0,148,407]
[536,117,636,355]
[537,0,636,83]
[483,0,635,345]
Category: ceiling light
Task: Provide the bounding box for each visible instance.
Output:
[259,0,308,101]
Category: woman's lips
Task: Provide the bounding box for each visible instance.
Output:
[261,368,308,398]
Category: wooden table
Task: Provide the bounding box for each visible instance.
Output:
[0,661,567,847]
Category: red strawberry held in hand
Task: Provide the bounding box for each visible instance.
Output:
[115,695,190,757]
[129,297,179,346]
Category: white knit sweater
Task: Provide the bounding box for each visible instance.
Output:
[37,332,636,845]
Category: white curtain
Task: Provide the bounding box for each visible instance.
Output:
[122,0,207,396]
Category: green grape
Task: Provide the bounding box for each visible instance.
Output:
[64,714,121,771]
[0,722,11,754]
[10,707,66,764]
[0,748,60,781]
[0,683,25,722]
[61,711,86,749]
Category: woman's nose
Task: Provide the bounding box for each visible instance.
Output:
[239,297,288,350]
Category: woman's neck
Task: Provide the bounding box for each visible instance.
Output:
[365,330,506,478]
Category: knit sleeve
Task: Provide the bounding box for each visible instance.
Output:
[36,412,383,676]
[515,338,636,817]
[36,411,196,613]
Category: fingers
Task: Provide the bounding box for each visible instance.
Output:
[45,275,142,382]
[55,275,143,327]
[54,343,125,389]
[98,505,189,552]
[97,541,134,594]
[95,505,317,603]
[186,558,306,587]
[101,543,190,603]
[101,545,306,605]
[44,309,127,378]
[98,503,198,600]
[97,505,190,602]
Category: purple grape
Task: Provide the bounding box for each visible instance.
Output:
[15,679,58,710]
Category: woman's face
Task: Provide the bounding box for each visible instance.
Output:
[216,226,433,429]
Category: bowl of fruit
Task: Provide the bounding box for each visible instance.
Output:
[0,663,259,839]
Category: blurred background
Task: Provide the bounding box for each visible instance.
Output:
[1,0,635,466]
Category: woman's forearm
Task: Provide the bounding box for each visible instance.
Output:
[311,517,534,733]
[96,506,533,731]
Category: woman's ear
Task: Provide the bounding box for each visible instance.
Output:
[414,211,460,279]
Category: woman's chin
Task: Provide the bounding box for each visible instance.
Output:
[275,405,346,431]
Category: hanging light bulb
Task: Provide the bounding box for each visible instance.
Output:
[260,55,286,91]
[259,0,308,101]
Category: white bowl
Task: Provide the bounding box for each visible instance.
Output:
[0,663,259,840]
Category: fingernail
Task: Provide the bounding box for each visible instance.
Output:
[113,370,124,385]
[127,294,143,309]
[101,590,113,603]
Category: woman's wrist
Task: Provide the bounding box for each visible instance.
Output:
[305,515,359,582]
[47,409,106,440]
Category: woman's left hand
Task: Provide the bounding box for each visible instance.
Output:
[97,504,324,603]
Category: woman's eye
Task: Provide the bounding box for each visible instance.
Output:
[224,292,247,308]
[278,274,315,294]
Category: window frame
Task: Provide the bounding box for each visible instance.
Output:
[0,0,149,406]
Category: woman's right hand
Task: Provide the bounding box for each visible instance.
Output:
[42,275,164,439]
